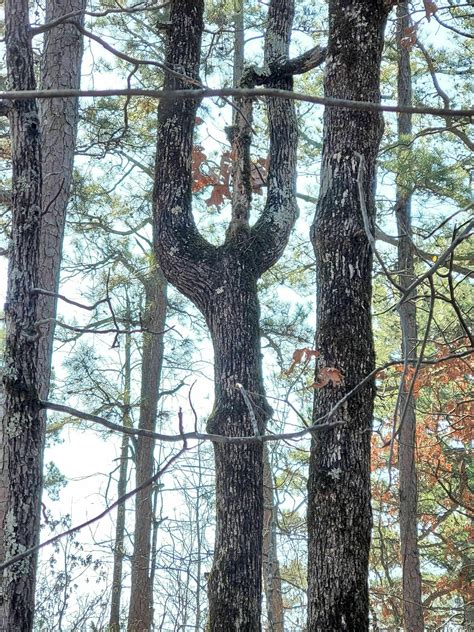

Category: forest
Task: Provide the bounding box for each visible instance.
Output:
[0,0,472,631]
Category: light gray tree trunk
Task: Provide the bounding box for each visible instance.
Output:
[262,446,285,632]
[396,3,424,630]
[36,0,86,399]
[127,270,167,632]
[109,323,132,632]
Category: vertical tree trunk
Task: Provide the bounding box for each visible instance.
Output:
[308,2,389,630]
[36,0,86,398]
[193,443,205,632]
[262,446,285,632]
[154,2,299,629]
[395,4,424,630]
[109,432,130,631]
[231,7,285,629]
[0,3,84,629]
[0,2,42,630]
[204,274,269,631]
[127,270,167,632]
[109,325,132,632]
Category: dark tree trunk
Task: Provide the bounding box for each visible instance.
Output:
[395,3,424,630]
[308,2,389,630]
[128,270,167,632]
[153,1,300,629]
[0,3,84,629]
[0,2,42,630]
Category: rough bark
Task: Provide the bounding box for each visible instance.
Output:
[127,270,167,632]
[262,446,285,632]
[396,4,424,630]
[307,2,389,630]
[109,326,132,632]
[153,1,298,629]
[0,3,84,629]
[0,2,42,630]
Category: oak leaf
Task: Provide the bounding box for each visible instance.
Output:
[285,347,320,375]
[311,367,343,389]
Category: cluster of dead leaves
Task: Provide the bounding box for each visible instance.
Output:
[191,123,270,207]
[284,347,343,389]
[400,0,438,49]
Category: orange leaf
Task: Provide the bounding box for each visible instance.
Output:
[284,347,320,376]
[206,184,229,207]
[401,25,417,50]
[311,367,343,389]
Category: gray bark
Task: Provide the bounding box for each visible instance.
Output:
[0,3,84,629]
[127,270,167,632]
[0,2,42,629]
[263,446,285,632]
[396,3,424,630]
[307,1,389,630]
[109,325,132,632]
[153,1,299,629]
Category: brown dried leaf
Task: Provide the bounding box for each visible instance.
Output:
[311,367,343,389]
[423,0,438,20]
[284,347,320,376]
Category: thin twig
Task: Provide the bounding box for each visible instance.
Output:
[0,437,187,574]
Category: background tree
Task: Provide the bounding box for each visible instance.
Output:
[395,2,424,628]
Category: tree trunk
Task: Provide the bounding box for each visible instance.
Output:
[307,2,389,630]
[109,325,132,632]
[263,446,285,632]
[153,2,299,629]
[127,270,167,632]
[36,0,86,397]
[0,3,84,629]
[396,4,424,630]
[0,2,42,630]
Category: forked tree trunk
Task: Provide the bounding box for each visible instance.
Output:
[308,1,389,630]
[153,1,301,629]
[0,3,84,629]
[127,270,167,632]
[0,2,42,630]
[395,3,424,630]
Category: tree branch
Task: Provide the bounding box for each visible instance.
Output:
[250,0,299,274]
[0,87,471,118]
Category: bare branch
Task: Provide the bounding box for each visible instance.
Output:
[397,218,473,305]
[30,288,108,312]
[31,1,169,36]
[0,87,471,118]
[40,350,473,446]
[0,439,186,574]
